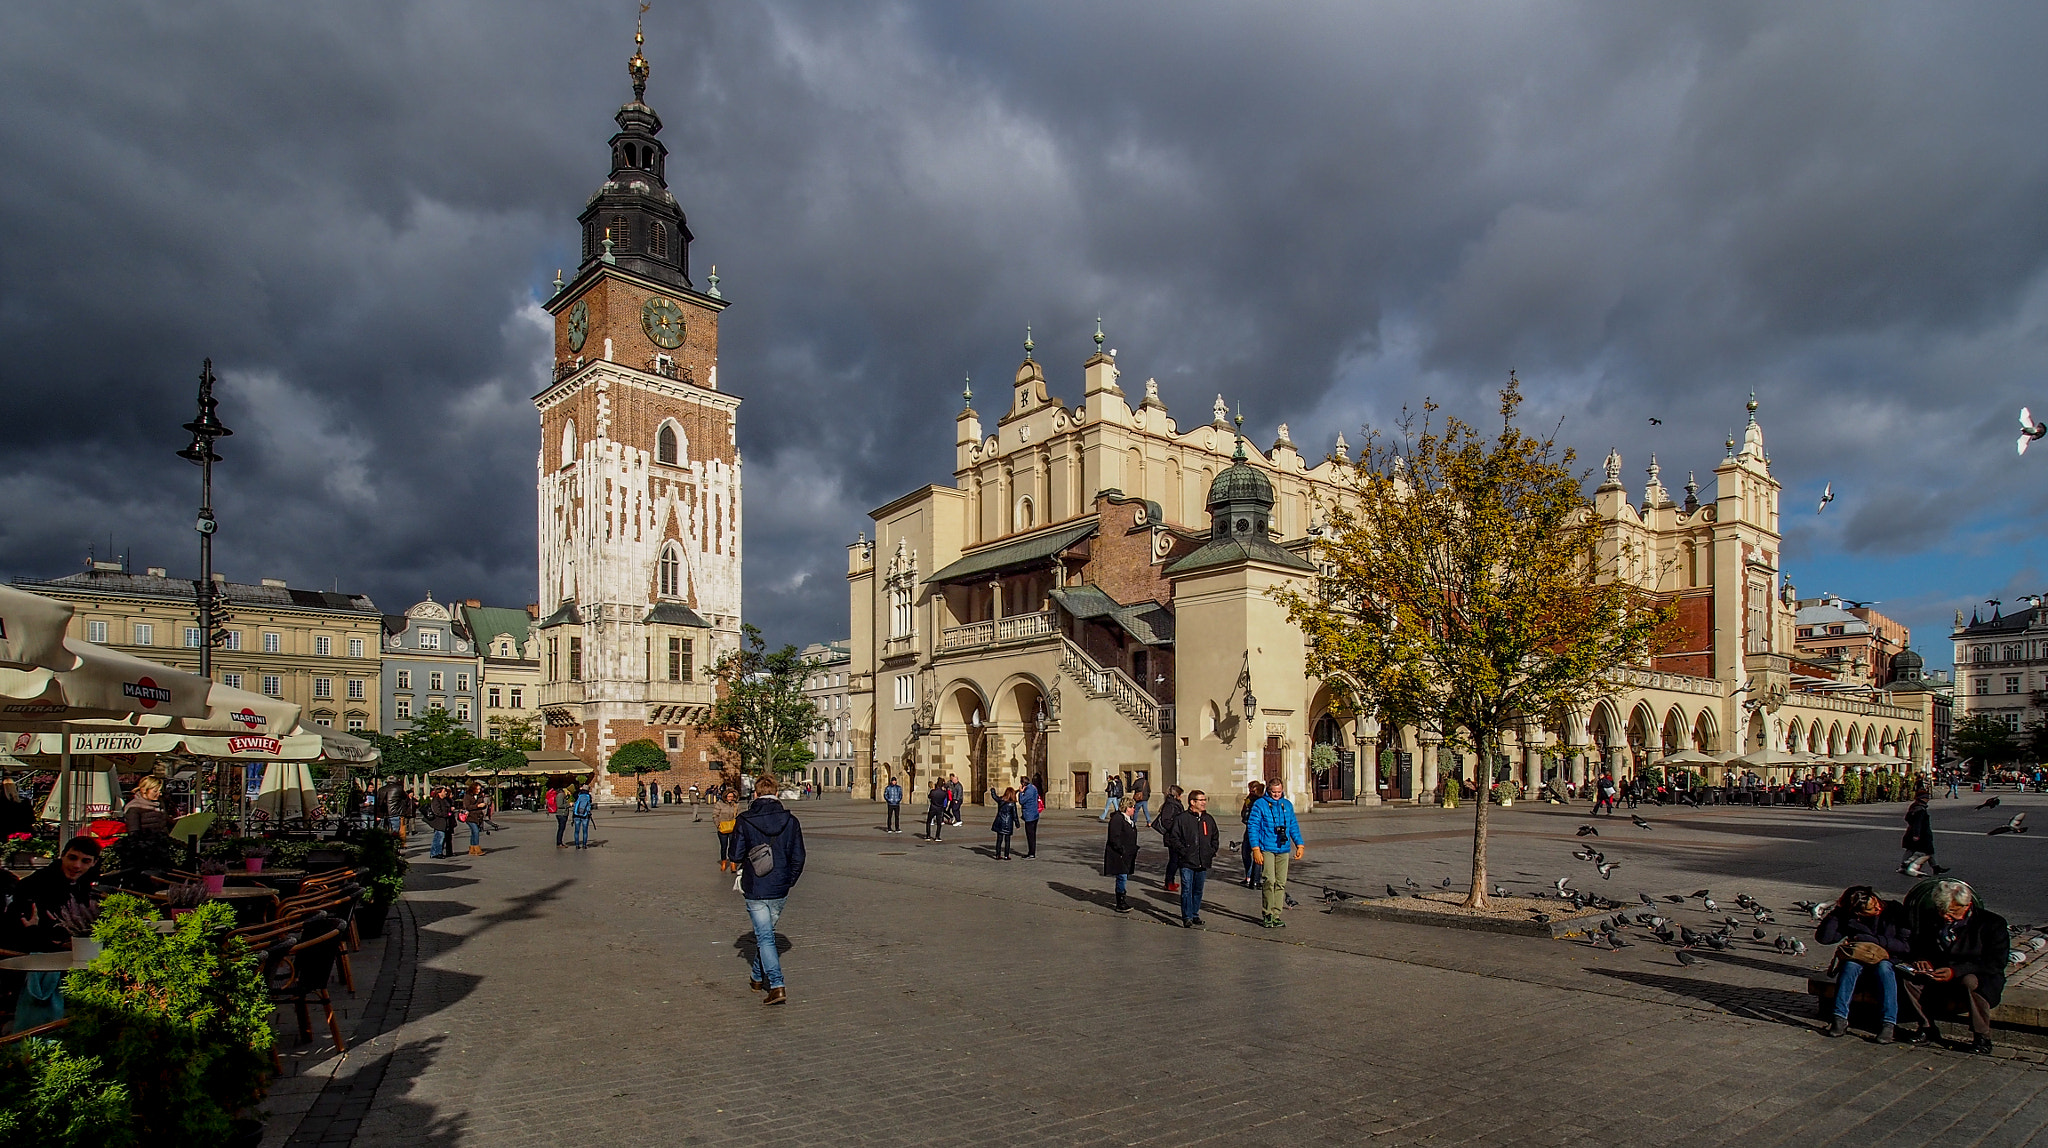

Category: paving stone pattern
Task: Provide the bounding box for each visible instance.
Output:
[341,794,2048,1146]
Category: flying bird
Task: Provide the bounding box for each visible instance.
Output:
[1598,861,1620,880]
[1576,825,1600,837]
[1979,797,2002,810]
[1631,815,1652,830]
[1990,812,2029,836]
[1647,417,1663,425]
[2021,407,2047,455]
[1816,482,1834,513]
[1556,876,1573,895]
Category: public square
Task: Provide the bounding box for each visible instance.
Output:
[269,793,2048,1147]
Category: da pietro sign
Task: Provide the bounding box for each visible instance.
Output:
[70,731,147,755]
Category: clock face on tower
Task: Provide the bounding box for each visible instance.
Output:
[566,300,589,352]
[641,296,685,349]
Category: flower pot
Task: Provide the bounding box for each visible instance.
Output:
[244,857,265,873]
[203,874,227,894]
[167,907,192,922]
[6,851,28,867]
[357,898,391,940]
[71,937,102,963]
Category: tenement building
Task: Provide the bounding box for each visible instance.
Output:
[380,595,483,734]
[846,340,1937,812]
[532,27,738,800]
[799,641,854,793]
[458,601,544,739]
[1951,600,2048,734]
[18,560,382,731]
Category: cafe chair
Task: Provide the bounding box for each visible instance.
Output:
[268,926,347,1053]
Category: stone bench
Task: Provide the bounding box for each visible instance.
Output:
[1806,970,2048,1031]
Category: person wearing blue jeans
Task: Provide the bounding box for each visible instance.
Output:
[1099,775,1123,822]
[571,784,594,849]
[1164,790,1219,927]
[1816,884,1912,1042]
[1019,777,1042,857]
[729,776,807,1005]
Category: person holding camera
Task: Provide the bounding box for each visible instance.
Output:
[1815,885,1913,1042]
[1246,778,1305,929]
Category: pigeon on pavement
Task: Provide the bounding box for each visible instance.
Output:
[1690,890,1711,899]
[1990,812,2029,836]
[1753,927,1768,940]
[1577,825,1600,837]
[1632,815,1652,829]
[1665,894,1686,904]
[1440,877,1453,889]
[1387,884,1402,899]
[1979,797,2002,810]
[1639,892,1657,907]
[1405,877,1421,890]
[1703,897,1719,913]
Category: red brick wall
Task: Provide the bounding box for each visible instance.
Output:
[1650,589,1714,677]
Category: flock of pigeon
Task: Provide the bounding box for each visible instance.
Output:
[1330,802,2048,970]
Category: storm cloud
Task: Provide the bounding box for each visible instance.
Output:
[3,1,2045,664]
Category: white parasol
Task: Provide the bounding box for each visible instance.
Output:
[250,761,320,822]
[0,585,81,672]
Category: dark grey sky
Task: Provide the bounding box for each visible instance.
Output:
[3,2,2045,666]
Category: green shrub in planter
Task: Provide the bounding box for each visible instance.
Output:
[356,827,408,907]
[53,895,273,1145]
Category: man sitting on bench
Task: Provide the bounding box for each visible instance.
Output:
[1899,878,2009,1055]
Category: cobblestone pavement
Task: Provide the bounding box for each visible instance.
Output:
[339,793,2048,1147]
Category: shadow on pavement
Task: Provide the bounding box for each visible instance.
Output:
[1585,967,1818,1026]
[1046,880,1179,924]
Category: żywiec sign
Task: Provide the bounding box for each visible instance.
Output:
[71,731,146,754]
[227,735,282,756]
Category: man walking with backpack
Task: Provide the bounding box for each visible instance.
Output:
[728,776,806,1006]
[1246,778,1305,929]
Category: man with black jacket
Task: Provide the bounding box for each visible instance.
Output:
[1153,786,1185,893]
[728,777,807,1006]
[1166,790,1220,928]
[1899,878,2009,1053]
[1900,790,1945,876]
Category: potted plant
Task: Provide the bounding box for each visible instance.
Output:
[162,880,206,921]
[1493,779,1521,806]
[353,828,408,939]
[200,858,229,895]
[6,831,32,868]
[58,898,102,963]
[1309,743,1339,791]
[241,843,272,874]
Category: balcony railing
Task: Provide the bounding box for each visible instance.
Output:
[939,610,1056,652]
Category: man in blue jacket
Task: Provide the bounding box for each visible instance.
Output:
[1246,778,1305,929]
[883,775,904,834]
[728,776,807,1006]
[1019,776,1042,857]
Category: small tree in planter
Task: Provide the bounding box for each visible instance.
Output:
[354,829,408,939]
[1308,744,1339,793]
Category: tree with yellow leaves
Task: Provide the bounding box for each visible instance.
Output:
[1276,374,1670,908]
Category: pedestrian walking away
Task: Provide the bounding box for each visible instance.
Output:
[1152,786,1185,892]
[883,775,904,833]
[1099,772,1124,822]
[1897,878,2008,1054]
[1131,775,1151,827]
[547,785,569,849]
[1238,780,1266,888]
[1594,773,1617,817]
[947,774,964,826]
[989,787,1019,859]
[635,781,649,812]
[1900,789,1944,876]
[1815,884,1913,1042]
[728,776,806,1006]
[1019,776,1042,856]
[571,783,594,849]
[1167,789,1219,926]
[1246,779,1305,928]
[924,780,949,841]
[1103,796,1140,912]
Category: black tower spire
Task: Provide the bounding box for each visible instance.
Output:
[576,10,694,289]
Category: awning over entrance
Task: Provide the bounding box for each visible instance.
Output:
[924,520,1097,585]
[1049,584,1175,645]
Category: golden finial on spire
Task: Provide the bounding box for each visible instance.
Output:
[629,2,652,103]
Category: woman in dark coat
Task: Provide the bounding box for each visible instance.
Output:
[1900,789,1944,875]
[1815,885,1914,1041]
[1102,797,1139,913]
[988,787,1019,860]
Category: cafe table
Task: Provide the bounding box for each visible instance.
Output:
[0,951,85,972]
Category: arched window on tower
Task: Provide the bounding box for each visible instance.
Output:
[658,543,682,598]
[650,222,668,258]
[560,419,576,468]
[657,423,678,465]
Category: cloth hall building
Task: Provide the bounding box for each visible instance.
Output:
[844,340,1937,812]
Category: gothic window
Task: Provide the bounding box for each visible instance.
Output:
[561,420,576,467]
[657,423,678,465]
[890,585,913,638]
[650,222,668,258]
[658,543,682,598]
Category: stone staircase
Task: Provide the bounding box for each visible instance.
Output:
[1058,638,1162,737]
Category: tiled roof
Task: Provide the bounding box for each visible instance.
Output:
[1957,606,2042,636]
[925,520,1098,585]
[1049,584,1176,646]
[644,601,710,628]
[462,605,535,647]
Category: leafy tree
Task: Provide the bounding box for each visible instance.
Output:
[1954,714,2021,769]
[607,739,670,777]
[693,624,823,783]
[1276,376,1671,908]
[484,714,544,772]
[360,707,493,779]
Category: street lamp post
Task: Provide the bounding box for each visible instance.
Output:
[177,359,232,819]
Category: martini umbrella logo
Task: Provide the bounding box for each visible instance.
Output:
[123,677,173,708]
[231,707,266,729]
